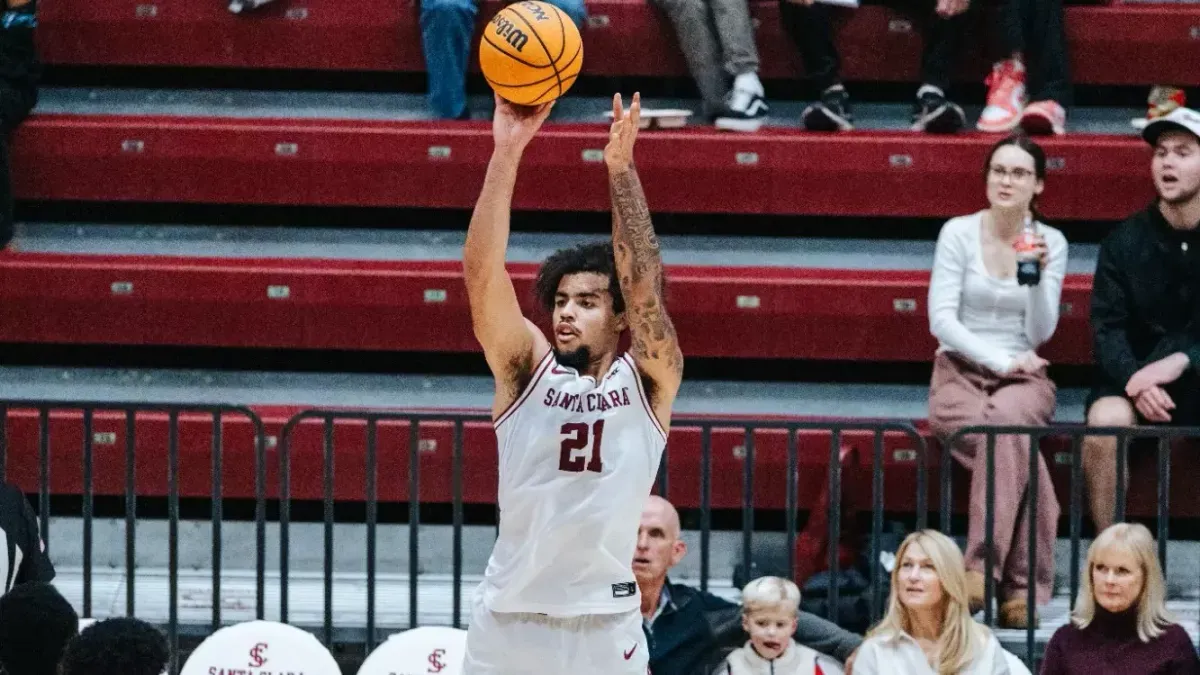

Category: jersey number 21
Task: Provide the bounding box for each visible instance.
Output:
[558,420,605,473]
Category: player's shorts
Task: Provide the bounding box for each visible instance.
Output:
[462,585,649,675]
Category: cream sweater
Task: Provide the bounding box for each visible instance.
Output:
[718,640,845,675]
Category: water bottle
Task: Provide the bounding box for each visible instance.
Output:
[1015,219,1041,287]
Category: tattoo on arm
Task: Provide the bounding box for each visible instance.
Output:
[610,168,684,378]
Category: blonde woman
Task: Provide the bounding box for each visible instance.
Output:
[1040,524,1200,674]
[851,531,1009,675]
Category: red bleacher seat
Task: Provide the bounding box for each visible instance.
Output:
[0,252,1094,363]
[10,117,1156,220]
[3,407,1195,519]
[36,0,1200,87]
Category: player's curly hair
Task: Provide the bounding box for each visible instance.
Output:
[0,581,79,675]
[534,242,626,315]
[59,618,169,675]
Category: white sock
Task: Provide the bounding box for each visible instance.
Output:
[733,72,763,96]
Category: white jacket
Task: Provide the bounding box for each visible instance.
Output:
[717,640,845,675]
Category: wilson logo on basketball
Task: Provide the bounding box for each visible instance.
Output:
[490,15,529,52]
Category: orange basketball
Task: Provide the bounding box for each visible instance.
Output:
[479,1,583,106]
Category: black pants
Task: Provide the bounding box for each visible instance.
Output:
[0,78,36,249]
[779,0,975,94]
[996,0,1071,105]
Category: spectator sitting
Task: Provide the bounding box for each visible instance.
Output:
[976,0,1071,135]
[650,0,766,131]
[851,530,1009,675]
[635,496,861,675]
[0,0,38,249]
[783,0,971,133]
[0,581,79,675]
[1039,523,1200,675]
[59,617,171,675]
[1082,108,1200,532]
[928,134,1067,628]
[421,0,584,120]
[0,481,55,591]
[714,576,844,675]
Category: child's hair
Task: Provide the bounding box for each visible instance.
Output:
[741,576,801,615]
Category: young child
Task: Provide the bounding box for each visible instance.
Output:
[717,576,845,675]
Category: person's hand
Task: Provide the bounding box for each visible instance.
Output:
[1125,352,1190,398]
[935,0,968,17]
[604,92,641,173]
[1135,385,1175,423]
[492,93,554,155]
[1014,233,1049,268]
[1009,351,1049,374]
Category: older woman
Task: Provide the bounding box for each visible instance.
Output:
[851,530,1008,675]
[1040,523,1200,675]
[928,133,1069,628]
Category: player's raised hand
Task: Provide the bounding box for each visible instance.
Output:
[492,93,554,154]
[604,92,641,172]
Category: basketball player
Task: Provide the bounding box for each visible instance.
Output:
[461,91,682,675]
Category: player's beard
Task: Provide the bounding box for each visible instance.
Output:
[554,344,592,372]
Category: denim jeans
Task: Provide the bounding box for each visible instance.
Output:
[420,0,587,119]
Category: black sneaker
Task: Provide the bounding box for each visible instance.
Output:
[911,86,965,133]
[802,86,854,132]
[715,88,769,132]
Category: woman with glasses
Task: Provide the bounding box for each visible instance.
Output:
[926,134,1068,629]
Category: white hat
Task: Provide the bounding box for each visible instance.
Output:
[1143,107,1200,146]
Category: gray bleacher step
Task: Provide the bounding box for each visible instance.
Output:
[12,223,1102,274]
[0,365,1090,421]
[31,88,1144,136]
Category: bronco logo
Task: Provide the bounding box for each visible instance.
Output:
[491,14,529,51]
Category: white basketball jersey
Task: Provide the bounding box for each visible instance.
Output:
[483,349,668,616]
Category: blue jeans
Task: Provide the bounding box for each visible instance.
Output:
[420,0,586,119]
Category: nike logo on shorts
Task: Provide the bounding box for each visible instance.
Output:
[624,644,637,660]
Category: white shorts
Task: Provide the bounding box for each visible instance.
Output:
[463,586,649,675]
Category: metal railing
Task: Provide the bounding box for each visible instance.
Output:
[0,402,266,675]
[1,403,1199,670]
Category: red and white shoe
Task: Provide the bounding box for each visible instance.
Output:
[1019,100,1066,135]
[977,59,1027,133]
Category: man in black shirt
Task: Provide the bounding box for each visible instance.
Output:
[0,481,54,592]
[1083,107,1200,531]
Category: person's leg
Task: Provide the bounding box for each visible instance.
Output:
[780,2,853,131]
[1081,396,1137,532]
[546,0,586,31]
[778,1,840,93]
[710,0,759,80]
[978,0,1027,133]
[904,0,969,133]
[979,369,1058,624]
[420,0,477,120]
[650,0,728,118]
[928,353,992,611]
[708,0,768,130]
[0,79,36,250]
[576,610,648,673]
[1014,0,1070,135]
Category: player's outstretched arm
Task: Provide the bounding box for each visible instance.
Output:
[464,95,554,413]
[605,93,684,421]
